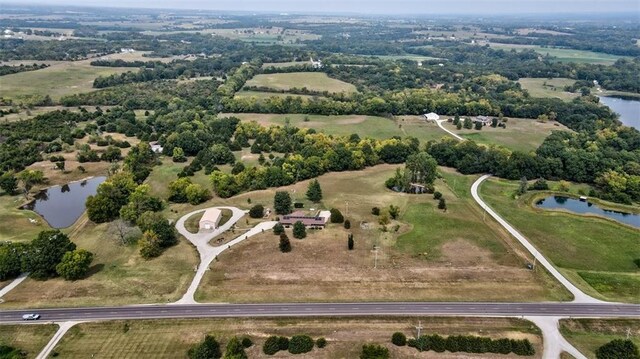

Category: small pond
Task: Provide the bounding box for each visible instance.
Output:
[535,196,640,229]
[23,176,106,229]
[598,96,640,130]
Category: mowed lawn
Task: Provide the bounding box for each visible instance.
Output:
[0,324,58,359]
[519,78,578,101]
[442,117,571,152]
[560,319,640,359]
[244,72,357,93]
[51,317,542,359]
[488,43,626,65]
[195,165,569,303]
[0,59,132,101]
[233,90,319,100]
[480,178,640,302]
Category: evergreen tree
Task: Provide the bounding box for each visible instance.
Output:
[188,335,221,359]
[279,233,292,252]
[306,179,323,202]
[293,221,307,239]
[438,198,447,211]
[274,191,292,215]
[348,234,354,250]
[222,337,247,359]
[273,223,285,235]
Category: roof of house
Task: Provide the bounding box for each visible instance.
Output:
[280,211,327,226]
[424,112,440,119]
[200,208,222,223]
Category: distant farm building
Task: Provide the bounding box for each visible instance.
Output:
[424,112,440,121]
[199,208,222,231]
[473,116,492,126]
[149,142,163,153]
[280,210,329,229]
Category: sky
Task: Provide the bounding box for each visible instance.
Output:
[11,0,640,15]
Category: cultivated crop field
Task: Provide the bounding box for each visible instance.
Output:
[244,72,357,93]
[480,178,640,303]
[196,165,569,303]
[487,43,625,65]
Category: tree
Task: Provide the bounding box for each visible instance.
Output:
[185,183,210,205]
[119,184,163,223]
[388,205,400,220]
[137,212,177,248]
[433,191,442,200]
[344,219,351,229]
[474,121,483,130]
[391,332,407,346]
[86,172,137,223]
[23,230,76,280]
[517,176,528,195]
[0,242,27,280]
[18,169,45,195]
[453,115,460,125]
[316,338,327,348]
[438,198,447,211]
[172,147,187,163]
[55,161,65,171]
[405,152,438,186]
[263,336,282,355]
[139,230,162,259]
[222,337,247,359]
[168,177,193,203]
[463,117,473,129]
[491,118,498,127]
[274,191,292,215]
[188,335,222,359]
[330,208,344,223]
[249,204,264,218]
[292,221,306,239]
[0,172,18,195]
[273,223,285,235]
[530,178,549,190]
[288,335,314,354]
[279,233,291,253]
[348,234,354,250]
[241,338,252,348]
[55,249,94,280]
[596,339,639,359]
[360,344,389,359]
[456,122,462,130]
[371,207,380,216]
[306,179,323,202]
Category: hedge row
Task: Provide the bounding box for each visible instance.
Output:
[263,335,326,355]
[405,334,535,356]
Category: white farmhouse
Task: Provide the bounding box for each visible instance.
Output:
[424,112,440,121]
[199,208,222,231]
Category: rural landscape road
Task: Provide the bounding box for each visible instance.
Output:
[470,174,604,304]
[1,302,638,323]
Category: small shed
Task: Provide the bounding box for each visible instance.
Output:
[199,208,222,231]
[424,112,440,121]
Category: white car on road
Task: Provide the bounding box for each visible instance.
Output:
[22,314,40,320]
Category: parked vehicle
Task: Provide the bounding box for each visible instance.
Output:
[22,314,40,320]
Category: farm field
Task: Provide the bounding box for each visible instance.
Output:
[487,43,626,65]
[441,117,570,152]
[518,78,578,101]
[0,212,198,308]
[244,72,357,93]
[0,59,132,101]
[142,27,320,44]
[261,61,309,68]
[233,90,319,100]
[0,324,58,359]
[196,165,569,303]
[559,319,640,359]
[50,317,543,359]
[480,178,640,303]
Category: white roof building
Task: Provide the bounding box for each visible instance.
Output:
[199,208,222,231]
[424,112,440,121]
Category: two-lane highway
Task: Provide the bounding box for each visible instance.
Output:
[1,302,638,323]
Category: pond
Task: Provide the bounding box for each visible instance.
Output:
[23,176,106,229]
[598,96,640,130]
[535,196,640,229]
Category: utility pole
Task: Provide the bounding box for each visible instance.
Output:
[415,320,423,338]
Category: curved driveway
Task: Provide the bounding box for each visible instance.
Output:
[471,175,603,304]
[174,206,276,303]
[435,119,465,141]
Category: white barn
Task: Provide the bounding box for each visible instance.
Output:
[199,208,222,231]
[424,112,440,121]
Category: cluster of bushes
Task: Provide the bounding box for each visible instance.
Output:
[187,335,252,359]
[0,230,93,281]
[596,339,639,359]
[167,177,210,205]
[263,335,325,355]
[391,332,535,356]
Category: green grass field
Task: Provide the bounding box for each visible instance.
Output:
[0,324,58,359]
[442,117,570,152]
[518,78,578,101]
[488,43,625,65]
[234,90,319,100]
[480,178,640,302]
[244,72,357,93]
[50,317,541,359]
[560,319,640,359]
[0,59,132,101]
